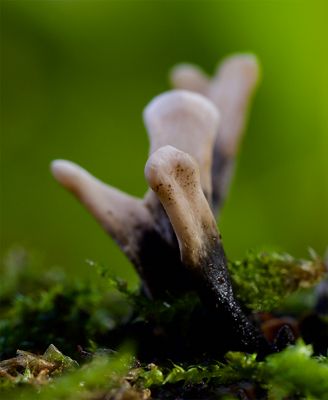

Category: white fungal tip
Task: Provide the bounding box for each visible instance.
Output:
[50,159,87,189]
[170,64,209,93]
[216,53,261,84]
[143,89,220,135]
[145,145,188,185]
[143,90,220,198]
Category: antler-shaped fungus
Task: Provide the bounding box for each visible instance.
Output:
[51,54,267,353]
[52,90,219,298]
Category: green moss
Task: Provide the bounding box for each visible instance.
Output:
[1,346,134,400]
[228,250,326,312]
[137,352,259,388]
[0,252,132,359]
[2,341,327,399]
[0,344,78,388]
[137,341,328,399]
[264,341,328,399]
[0,283,132,359]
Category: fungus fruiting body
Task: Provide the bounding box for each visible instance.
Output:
[51,54,274,355]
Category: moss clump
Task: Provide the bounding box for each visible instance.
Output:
[1,341,327,399]
[1,346,136,400]
[136,341,328,399]
[0,344,78,388]
[228,250,326,312]
[0,250,131,360]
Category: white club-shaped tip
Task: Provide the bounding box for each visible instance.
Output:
[145,145,190,185]
[218,53,259,70]
[143,90,220,198]
[215,53,260,84]
[50,159,90,191]
[51,159,75,177]
[144,90,220,136]
[51,159,76,182]
[170,64,210,94]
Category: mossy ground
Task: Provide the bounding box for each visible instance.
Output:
[0,247,327,399]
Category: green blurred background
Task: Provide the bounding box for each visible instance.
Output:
[1,0,327,284]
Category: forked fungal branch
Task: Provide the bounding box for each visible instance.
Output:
[52,90,219,298]
[51,54,266,353]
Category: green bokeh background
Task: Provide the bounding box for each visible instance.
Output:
[1,0,327,284]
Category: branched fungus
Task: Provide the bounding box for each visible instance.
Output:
[51,54,272,354]
[51,90,220,299]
